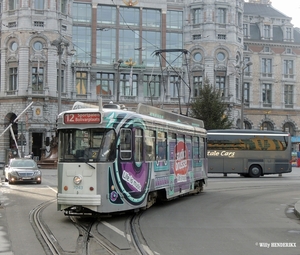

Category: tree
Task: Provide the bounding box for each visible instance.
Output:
[190,78,233,130]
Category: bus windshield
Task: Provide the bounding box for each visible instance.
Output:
[59,128,116,162]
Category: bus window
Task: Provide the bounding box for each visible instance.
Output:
[157,131,167,160]
[135,129,143,162]
[145,130,155,161]
[120,129,132,159]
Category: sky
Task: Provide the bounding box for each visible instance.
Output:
[271,0,300,28]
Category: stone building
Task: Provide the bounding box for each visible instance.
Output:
[0,0,299,164]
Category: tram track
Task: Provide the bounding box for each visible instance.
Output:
[30,199,154,255]
[29,199,63,255]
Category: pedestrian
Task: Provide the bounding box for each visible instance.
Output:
[31,152,34,159]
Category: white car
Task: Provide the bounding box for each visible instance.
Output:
[4,158,42,184]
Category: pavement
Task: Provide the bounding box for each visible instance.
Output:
[1,170,300,255]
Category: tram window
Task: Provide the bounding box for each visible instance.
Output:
[99,130,116,161]
[193,136,200,159]
[135,129,143,162]
[157,131,167,160]
[145,130,155,161]
[186,135,192,159]
[200,137,205,158]
[177,134,184,159]
[120,129,132,159]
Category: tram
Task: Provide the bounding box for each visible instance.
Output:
[56,100,208,214]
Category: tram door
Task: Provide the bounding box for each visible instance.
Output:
[32,133,43,160]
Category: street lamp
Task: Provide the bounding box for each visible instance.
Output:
[51,38,75,115]
[240,61,253,129]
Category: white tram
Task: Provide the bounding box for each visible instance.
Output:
[57,101,208,214]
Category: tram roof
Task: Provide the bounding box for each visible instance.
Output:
[59,102,205,130]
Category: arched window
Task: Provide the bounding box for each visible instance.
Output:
[260,121,273,130]
[283,122,295,136]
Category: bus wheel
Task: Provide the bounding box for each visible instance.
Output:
[249,165,261,178]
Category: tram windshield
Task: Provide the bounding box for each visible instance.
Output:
[59,128,116,162]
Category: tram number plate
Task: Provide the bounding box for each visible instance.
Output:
[74,185,83,190]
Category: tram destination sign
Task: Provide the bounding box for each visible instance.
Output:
[64,112,101,124]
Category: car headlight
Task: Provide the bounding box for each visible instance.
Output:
[33,171,41,176]
[73,175,83,185]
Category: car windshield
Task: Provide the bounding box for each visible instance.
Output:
[10,160,35,168]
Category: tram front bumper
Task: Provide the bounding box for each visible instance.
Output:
[57,193,101,206]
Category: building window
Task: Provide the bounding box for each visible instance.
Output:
[262,83,272,106]
[283,60,294,78]
[142,9,161,28]
[9,67,18,91]
[244,82,250,105]
[142,30,161,67]
[97,5,116,24]
[119,6,139,26]
[34,21,44,27]
[193,75,203,97]
[73,3,92,23]
[33,41,43,51]
[34,0,44,9]
[72,26,91,63]
[96,73,114,95]
[166,33,183,66]
[261,58,272,77]
[8,22,17,28]
[238,12,242,27]
[193,52,202,62]
[217,52,226,61]
[32,67,44,91]
[167,10,183,29]
[119,29,139,63]
[216,76,225,97]
[236,78,239,99]
[10,41,18,51]
[57,69,65,93]
[218,34,226,40]
[261,121,273,130]
[286,48,292,54]
[96,28,116,64]
[9,0,18,10]
[193,34,201,40]
[120,72,137,96]
[263,25,271,39]
[61,0,67,14]
[217,8,226,24]
[169,75,180,98]
[143,74,160,97]
[286,27,292,40]
[76,71,87,95]
[284,84,293,107]
[193,8,202,25]
[243,57,251,76]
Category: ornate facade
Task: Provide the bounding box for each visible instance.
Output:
[0,0,299,163]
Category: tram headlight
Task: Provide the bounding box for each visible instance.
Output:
[73,175,83,185]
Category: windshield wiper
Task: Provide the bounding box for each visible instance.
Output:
[85,161,95,169]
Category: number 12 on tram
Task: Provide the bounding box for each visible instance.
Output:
[56,101,208,215]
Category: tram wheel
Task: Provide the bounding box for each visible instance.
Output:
[248,165,261,178]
